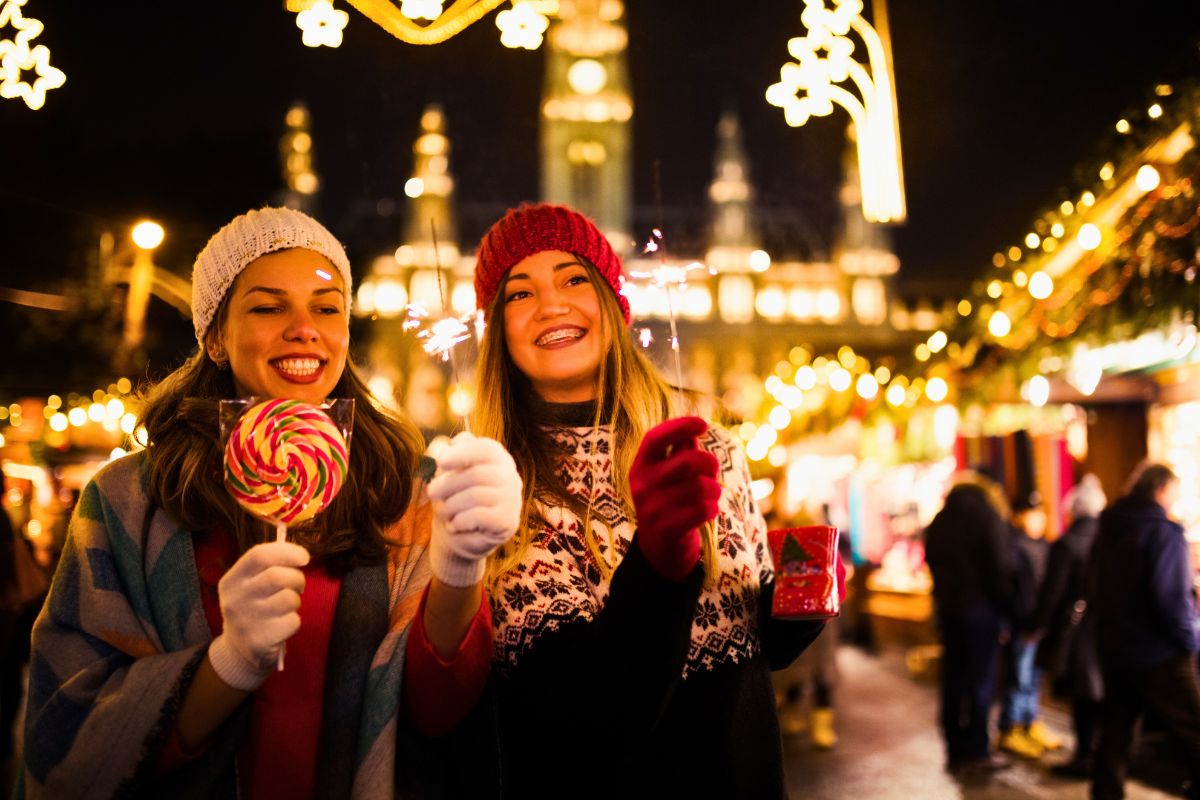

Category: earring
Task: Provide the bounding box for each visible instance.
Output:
[211,350,229,370]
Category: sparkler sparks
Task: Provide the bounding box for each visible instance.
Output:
[404,304,472,362]
[626,228,716,389]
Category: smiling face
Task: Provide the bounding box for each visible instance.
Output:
[208,248,349,404]
[501,249,611,403]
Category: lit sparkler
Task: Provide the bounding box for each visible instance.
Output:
[473,308,487,343]
[404,304,472,361]
[402,218,475,431]
[627,227,716,389]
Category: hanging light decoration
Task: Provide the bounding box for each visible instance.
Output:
[296,0,351,47]
[765,0,905,223]
[495,0,550,49]
[988,309,1012,338]
[0,0,65,110]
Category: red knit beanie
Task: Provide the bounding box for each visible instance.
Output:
[475,203,631,324]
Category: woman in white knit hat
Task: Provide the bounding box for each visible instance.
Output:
[20,206,518,798]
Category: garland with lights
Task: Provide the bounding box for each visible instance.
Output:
[289,0,560,49]
[736,72,1200,464]
[0,379,146,458]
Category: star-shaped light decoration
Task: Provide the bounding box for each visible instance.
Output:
[766,25,856,127]
[0,0,63,110]
[495,1,548,50]
[296,0,349,48]
[401,0,444,21]
[0,0,43,50]
[800,0,861,38]
[765,0,906,223]
[0,41,64,110]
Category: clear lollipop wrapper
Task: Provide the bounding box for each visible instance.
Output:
[219,397,354,668]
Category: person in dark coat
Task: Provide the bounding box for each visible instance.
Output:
[999,490,1059,759]
[1028,473,1106,777]
[1089,463,1200,800]
[924,473,1015,773]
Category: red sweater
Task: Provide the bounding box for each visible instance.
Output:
[157,529,491,794]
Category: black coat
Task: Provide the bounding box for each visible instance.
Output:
[1091,497,1199,671]
[1031,516,1102,699]
[924,484,1014,615]
[1010,530,1050,628]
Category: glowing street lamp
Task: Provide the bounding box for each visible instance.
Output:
[121,220,165,366]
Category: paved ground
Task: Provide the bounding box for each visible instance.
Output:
[782,646,1189,799]
[5,645,1191,798]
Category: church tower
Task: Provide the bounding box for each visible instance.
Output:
[277,102,320,214]
[540,0,632,252]
[356,105,464,432]
[705,112,762,273]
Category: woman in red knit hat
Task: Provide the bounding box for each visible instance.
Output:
[471,202,829,798]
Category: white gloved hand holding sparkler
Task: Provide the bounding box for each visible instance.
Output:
[426,432,523,587]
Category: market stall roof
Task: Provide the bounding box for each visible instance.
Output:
[914,69,1200,406]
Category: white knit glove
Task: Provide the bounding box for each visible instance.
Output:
[207,541,309,691]
[426,432,523,587]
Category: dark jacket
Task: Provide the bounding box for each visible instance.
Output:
[1091,496,1199,671]
[1031,516,1102,698]
[1010,529,1050,629]
[924,484,1014,615]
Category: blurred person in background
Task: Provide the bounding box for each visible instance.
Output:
[1090,463,1200,800]
[1,468,49,793]
[924,472,1015,774]
[1028,473,1106,778]
[999,490,1062,759]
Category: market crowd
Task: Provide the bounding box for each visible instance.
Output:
[924,463,1200,799]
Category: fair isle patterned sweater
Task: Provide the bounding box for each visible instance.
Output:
[489,405,824,799]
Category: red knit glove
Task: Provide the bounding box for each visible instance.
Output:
[630,417,722,581]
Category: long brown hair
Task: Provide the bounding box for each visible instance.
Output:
[473,257,718,588]
[139,324,424,574]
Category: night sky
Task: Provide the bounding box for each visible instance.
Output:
[1,1,1199,389]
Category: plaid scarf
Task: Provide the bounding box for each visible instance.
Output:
[19,451,434,799]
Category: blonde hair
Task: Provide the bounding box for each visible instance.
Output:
[948,470,1011,521]
[473,257,718,590]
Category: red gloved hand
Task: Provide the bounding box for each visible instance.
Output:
[630,417,722,581]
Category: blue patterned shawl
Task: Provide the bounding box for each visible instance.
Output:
[19,451,436,799]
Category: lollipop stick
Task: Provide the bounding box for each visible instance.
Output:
[276,520,287,671]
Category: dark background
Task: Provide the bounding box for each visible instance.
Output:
[1,1,1198,388]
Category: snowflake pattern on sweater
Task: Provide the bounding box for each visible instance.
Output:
[491,423,773,679]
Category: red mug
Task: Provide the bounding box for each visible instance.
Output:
[767,525,841,619]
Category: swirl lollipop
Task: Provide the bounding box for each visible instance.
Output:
[224,399,349,529]
[224,399,349,669]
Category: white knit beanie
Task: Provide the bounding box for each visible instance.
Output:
[191,206,353,345]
